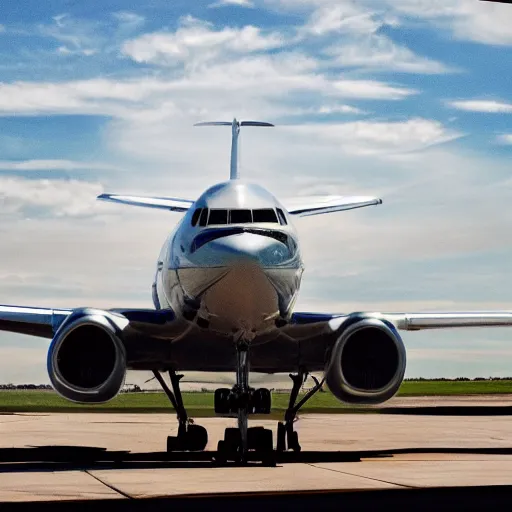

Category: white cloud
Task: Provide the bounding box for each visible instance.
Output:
[41,13,101,56]
[331,80,417,100]
[112,11,145,26]
[0,78,168,116]
[209,0,254,7]
[0,177,105,217]
[448,100,512,113]
[326,34,454,74]
[0,159,117,171]
[0,59,415,121]
[317,104,364,115]
[285,118,461,156]
[497,134,512,145]
[304,4,381,36]
[121,16,284,66]
[270,0,512,46]
[392,0,512,46]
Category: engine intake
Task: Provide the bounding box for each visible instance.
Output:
[325,317,406,405]
[47,310,127,403]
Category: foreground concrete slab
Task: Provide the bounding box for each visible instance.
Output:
[90,464,399,499]
[312,458,512,488]
[2,406,512,502]
[0,471,122,502]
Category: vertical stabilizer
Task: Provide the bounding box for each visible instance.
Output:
[194,119,274,180]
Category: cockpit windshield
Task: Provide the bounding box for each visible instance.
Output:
[191,208,284,226]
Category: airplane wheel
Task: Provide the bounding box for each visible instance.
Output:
[247,426,264,450]
[252,388,271,414]
[186,424,208,451]
[262,450,277,467]
[167,435,180,452]
[216,440,227,464]
[214,388,231,414]
[224,427,242,446]
[218,433,240,463]
[249,427,272,452]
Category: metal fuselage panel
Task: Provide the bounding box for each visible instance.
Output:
[153,181,304,348]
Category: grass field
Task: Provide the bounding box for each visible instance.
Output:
[1,380,512,414]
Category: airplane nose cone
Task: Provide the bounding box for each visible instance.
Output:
[192,231,292,267]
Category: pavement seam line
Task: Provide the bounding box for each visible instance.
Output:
[305,463,417,489]
[84,469,134,500]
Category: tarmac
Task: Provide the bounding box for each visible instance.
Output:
[3,395,512,507]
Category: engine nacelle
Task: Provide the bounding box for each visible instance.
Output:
[47,309,127,403]
[325,317,406,405]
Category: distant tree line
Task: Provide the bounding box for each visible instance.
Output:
[0,384,142,391]
[2,378,512,391]
[403,377,512,381]
[0,384,53,390]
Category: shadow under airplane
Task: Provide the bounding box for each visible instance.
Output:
[2,443,512,472]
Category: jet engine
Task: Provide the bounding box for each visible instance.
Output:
[47,309,127,403]
[325,317,406,405]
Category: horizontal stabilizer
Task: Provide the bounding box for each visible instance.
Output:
[240,121,275,127]
[98,194,193,212]
[284,195,382,217]
[194,121,274,127]
[194,122,232,126]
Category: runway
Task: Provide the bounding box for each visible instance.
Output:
[3,396,512,507]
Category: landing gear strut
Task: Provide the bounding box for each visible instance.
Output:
[215,342,275,466]
[152,369,208,452]
[276,369,325,453]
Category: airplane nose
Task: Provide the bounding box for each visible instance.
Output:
[192,231,292,267]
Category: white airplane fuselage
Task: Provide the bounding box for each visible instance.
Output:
[153,180,304,342]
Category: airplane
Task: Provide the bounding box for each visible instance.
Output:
[2,118,512,465]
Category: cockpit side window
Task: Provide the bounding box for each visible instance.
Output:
[191,208,202,227]
[230,209,252,224]
[199,208,209,227]
[208,209,228,225]
[276,208,287,226]
[252,208,278,223]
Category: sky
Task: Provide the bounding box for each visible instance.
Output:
[1,0,512,385]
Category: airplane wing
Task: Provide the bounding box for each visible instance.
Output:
[291,311,512,331]
[97,194,193,212]
[0,305,183,340]
[0,305,72,338]
[283,195,382,217]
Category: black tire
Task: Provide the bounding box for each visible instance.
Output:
[167,436,179,453]
[220,432,240,462]
[224,427,242,446]
[253,388,271,414]
[262,450,277,467]
[258,428,273,453]
[214,388,232,414]
[185,424,208,451]
[215,440,227,464]
[247,426,265,450]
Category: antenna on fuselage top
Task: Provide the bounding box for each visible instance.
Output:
[194,118,274,180]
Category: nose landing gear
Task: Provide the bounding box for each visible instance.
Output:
[214,342,275,466]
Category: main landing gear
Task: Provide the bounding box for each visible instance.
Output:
[214,341,275,466]
[153,362,325,464]
[152,369,208,452]
[276,369,326,453]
